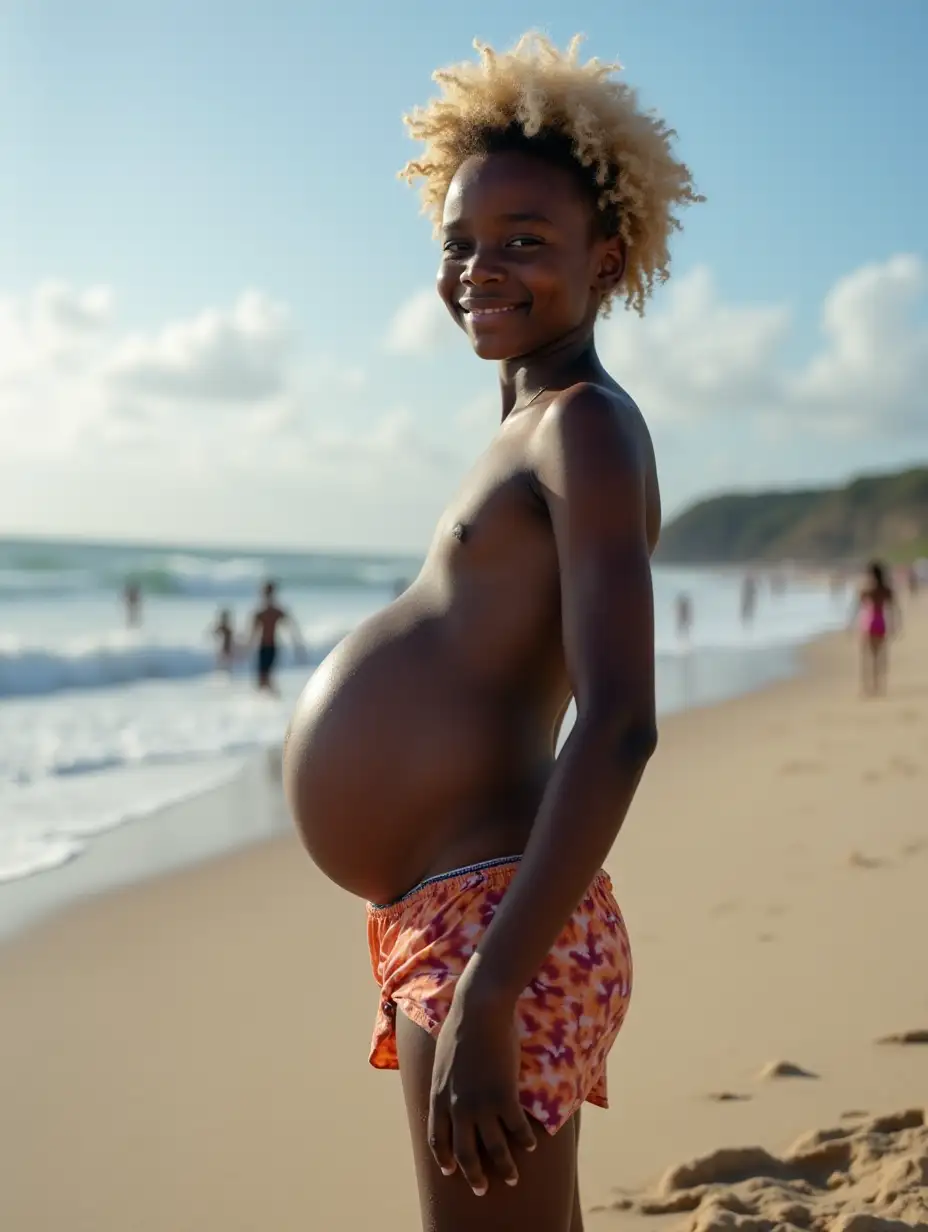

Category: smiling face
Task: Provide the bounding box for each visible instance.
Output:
[437,149,624,361]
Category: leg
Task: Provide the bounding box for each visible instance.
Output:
[256,648,274,692]
[873,638,888,694]
[396,1009,578,1232]
[570,1109,583,1232]
[860,639,874,696]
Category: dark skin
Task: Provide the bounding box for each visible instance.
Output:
[251,584,302,692]
[284,149,659,1230]
[852,571,900,697]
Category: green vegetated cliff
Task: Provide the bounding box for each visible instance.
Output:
[657,466,928,565]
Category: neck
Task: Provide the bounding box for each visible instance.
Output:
[497,327,605,421]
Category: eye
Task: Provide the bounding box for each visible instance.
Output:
[508,235,544,249]
[442,239,470,256]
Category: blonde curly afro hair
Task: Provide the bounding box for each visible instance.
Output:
[401,33,703,316]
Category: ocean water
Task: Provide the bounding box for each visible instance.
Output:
[0,537,851,886]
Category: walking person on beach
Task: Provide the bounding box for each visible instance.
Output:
[853,560,901,697]
[284,33,700,1231]
[250,582,302,694]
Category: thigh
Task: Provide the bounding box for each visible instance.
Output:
[396,1009,578,1232]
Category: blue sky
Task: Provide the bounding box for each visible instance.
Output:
[1,0,926,550]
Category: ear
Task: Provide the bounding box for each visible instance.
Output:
[594,236,626,294]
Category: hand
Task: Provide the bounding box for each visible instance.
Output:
[428,985,537,1195]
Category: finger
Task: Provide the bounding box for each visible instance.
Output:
[477,1116,520,1188]
[452,1112,488,1196]
[428,1098,456,1177]
[502,1102,538,1154]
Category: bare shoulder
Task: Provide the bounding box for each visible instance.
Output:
[533,381,654,473]
[531,381,660,545]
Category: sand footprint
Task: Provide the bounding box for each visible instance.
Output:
[710,899,741,918]
[758,1059,818,1080]
[848,850,886,870]
[889,756,919,777]
[900,838,927,857]
[781,759,824,776]
[876,1028,928,1045]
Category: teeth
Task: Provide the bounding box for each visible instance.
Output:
[469,306,516,316]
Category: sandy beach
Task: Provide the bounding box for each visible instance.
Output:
[2,602,926,1232]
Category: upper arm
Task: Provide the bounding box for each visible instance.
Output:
[533,385,658,734]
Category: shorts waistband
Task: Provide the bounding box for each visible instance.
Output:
[368,855,523,913]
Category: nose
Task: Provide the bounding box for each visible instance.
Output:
[461,246,506,287]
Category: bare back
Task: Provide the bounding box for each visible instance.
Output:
[284,385,660,905]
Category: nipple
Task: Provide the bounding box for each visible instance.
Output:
[451,522,468,543]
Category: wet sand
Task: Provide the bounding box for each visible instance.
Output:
[1,602,926,1231]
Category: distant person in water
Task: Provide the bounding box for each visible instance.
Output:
[740,574,757,626]
[852,560,900,697]
[124,581,142,628]
[250,582,303,693]
[675,592,693,642]
[211,609,237,675]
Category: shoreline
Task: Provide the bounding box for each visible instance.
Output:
[1,601,926,1229]
[0,618,837,940]
[0,753,290,943]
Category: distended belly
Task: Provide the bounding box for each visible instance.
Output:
[284,622,555,904]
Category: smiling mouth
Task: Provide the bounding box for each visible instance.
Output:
[460,304,526,319]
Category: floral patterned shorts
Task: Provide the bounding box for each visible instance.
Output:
[367,856,633,1135]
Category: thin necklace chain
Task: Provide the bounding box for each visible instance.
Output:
[521,385,549,410]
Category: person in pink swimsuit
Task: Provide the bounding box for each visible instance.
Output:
[854,560,900,696]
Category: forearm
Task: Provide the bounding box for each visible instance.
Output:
[464,712,655,1006]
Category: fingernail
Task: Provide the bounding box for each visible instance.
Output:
[506,1177,519,1187]
[440,1166,455,1176]
[474,1184,487,1197]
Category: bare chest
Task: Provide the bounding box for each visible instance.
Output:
[424,419,556,590]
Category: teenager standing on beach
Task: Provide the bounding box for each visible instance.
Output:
[284,34,700,1231]
[854,560,900,696]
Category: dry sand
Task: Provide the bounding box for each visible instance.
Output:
[2,601,927,1231]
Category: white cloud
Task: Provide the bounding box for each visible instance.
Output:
[784,255,928,434]
[383,287,457,356]
[600,267,790,422]
[0,284,376,464]
[0,282,114,380]
[34,281,113,335]
[599,255,928,439]
[105,290,294,403]
[0,282,118,454]
[2,257,926,550]
[0,280,467,548]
